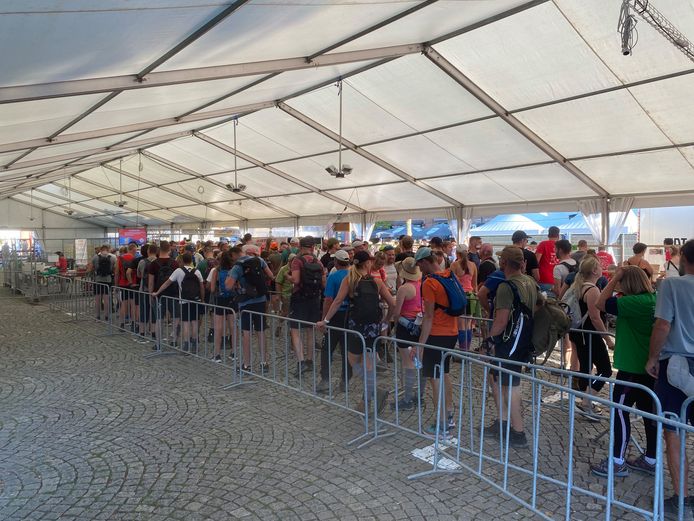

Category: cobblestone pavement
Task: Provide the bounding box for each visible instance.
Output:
[0,289,666,520]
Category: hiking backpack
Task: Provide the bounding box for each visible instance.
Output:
[531,298,571,364]
[96,255,112,277]
[560,283,595,329]
[217,268,234,299]
[298,255,323,299]
[558,260,578,275]
[496,280,534,360]
[155,259,175,292]
[180,267,200,301]
[237,256,267,301]
[427,272,468,317]
[349,276,381,325]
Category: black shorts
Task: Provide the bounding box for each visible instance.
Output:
[347,321,381,355]
[119,287,134,300]
[395,323,419,349]
[422,335,457,378]
[157,296,178,320]
[139,295,156,323]
[178,301,200,322]
[213,295,237,316]
[240,301,268,331]
[489,342,531,387]
[656,358,694,430]
[289,294,320,329]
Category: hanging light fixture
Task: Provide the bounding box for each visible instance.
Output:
[29,189,35,222]
[113,159,129,208]
[326,80,352,179]
[64,170,75,216]
[225,118,247,193]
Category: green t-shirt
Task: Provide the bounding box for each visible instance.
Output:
[494,273,538,315]
[275,264,293,298]
[606,293,656,374]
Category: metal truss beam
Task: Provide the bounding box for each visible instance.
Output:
[277,102,462,207]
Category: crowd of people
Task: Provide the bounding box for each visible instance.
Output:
[85,229,694,518]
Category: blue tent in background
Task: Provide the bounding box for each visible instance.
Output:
[470,214,545,236]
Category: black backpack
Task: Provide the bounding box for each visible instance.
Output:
[298,255,323,299]
[558,260,578,274]
[349,276,381,326]
[155,259,175,292]
[180,267,200,301]
[237,256,267,301]
[96,255,111,277]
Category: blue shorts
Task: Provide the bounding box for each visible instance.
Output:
[655,359,694,430]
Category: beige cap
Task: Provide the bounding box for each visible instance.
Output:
[400,256,421,281]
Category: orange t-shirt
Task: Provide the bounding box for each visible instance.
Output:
[422,269,458,337]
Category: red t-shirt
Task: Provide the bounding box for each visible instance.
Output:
[290,254,321,294]
[57,257,68,272]
[536,239,557,284]
[117,253,134,287]
[596,251,615,275]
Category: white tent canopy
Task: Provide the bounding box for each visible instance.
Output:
[2,0,694,230]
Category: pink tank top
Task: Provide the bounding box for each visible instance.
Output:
[400,280,422,319]
[458,272,473,292]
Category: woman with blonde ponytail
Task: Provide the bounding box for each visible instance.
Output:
[317,251,396,413]
[569,255,614,419]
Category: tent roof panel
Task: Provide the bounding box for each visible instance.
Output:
[263,193,346,216]
[329,182,450,212]
[575,149,694,195]
[175,205,238,222]
[208,167,307,198]
[118,154,193,185]
[54,177,116,198]
[12,193,53,208]
[434,2,621,110]
[170,179,244,204]
[146,137,254,175]
[515,90,671,159]
[421,118,552,174]
[132,187,198,209]
[227,199,283,220]
[482,164,595,201]
[0,2,222,87]
[19,132,142,162]
[425,173,523,206]
[158,2,418,71]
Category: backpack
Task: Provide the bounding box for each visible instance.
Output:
[298,255,323,299]
[155,259,175,292]
[531,298,571,364]
[427,272,467,316]
[558,260,578,274]
[349,276,381,325]
[560,283,595,329]
[202,257,218,281]
[180,267,200,301]
[139,258,152,292]
[496,280,535,360]
[96,254,111,277]
[217,268,233,299]
[237,256,267,301]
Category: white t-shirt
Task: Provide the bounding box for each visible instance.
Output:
[206,267,217,285]
[384,264,397,294]
[553,258,577,285]
[664,260,681,279]
[169,266,203,298]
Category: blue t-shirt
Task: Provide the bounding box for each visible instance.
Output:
[484,269,506,315]
[230,255,269,307]
[325,269,349,312]
[655,274,694,359]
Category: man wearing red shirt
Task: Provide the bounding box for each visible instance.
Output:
[596,246,616,277]
[116,242,138,329]
[535,226,560,296]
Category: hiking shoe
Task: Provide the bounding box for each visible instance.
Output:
[662,495,693,521]
[626,454,656,476]
[390,398,415,411]
[376,389,390,415]
[213,354,222,364]
[590,458,629,478]
[482,420,507,439]
[576,402,602,423]
[509,429,528,449]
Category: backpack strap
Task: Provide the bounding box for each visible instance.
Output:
[500,280,532,316]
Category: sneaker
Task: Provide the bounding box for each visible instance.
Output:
[482,420,507,439]
[304,359,313,371]
[508,429,528,449]
[376,388,390,415]
[241,364,251,372]
[259,362,269,372]
[316,379,331,394]
[297,361,309,375]
[626,454,656,476]
[425,423,450,436]
[213,354,222,364]
[390,398,415,411]
[662,495,693,521]
[590,458,629,478]
[447,413,456,431]
[207,329,214,342]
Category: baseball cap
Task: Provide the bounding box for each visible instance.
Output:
[456,244,469,254]
[382,245,395,252]
[400,257,421,281]
[414,247,434,262]
[184,243,196,253]
[499,246,524,265]
[511,230,530,243]
[351,240,364,249]
[290,237,299,245]
[331,249,350,262]
[299,236,315,248]
[353,250,373,266]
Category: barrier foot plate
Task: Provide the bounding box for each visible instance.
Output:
[144,349,186,359]
[222,380,256,390]
[407,468,462,480]
[355,428,396,449]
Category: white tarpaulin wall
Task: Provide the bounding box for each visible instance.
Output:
[1,0,694,231]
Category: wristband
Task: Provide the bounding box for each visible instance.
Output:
[324,319,330,324]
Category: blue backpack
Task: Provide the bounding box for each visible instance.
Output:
[427,272,467,316]
[217,268,234,299]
